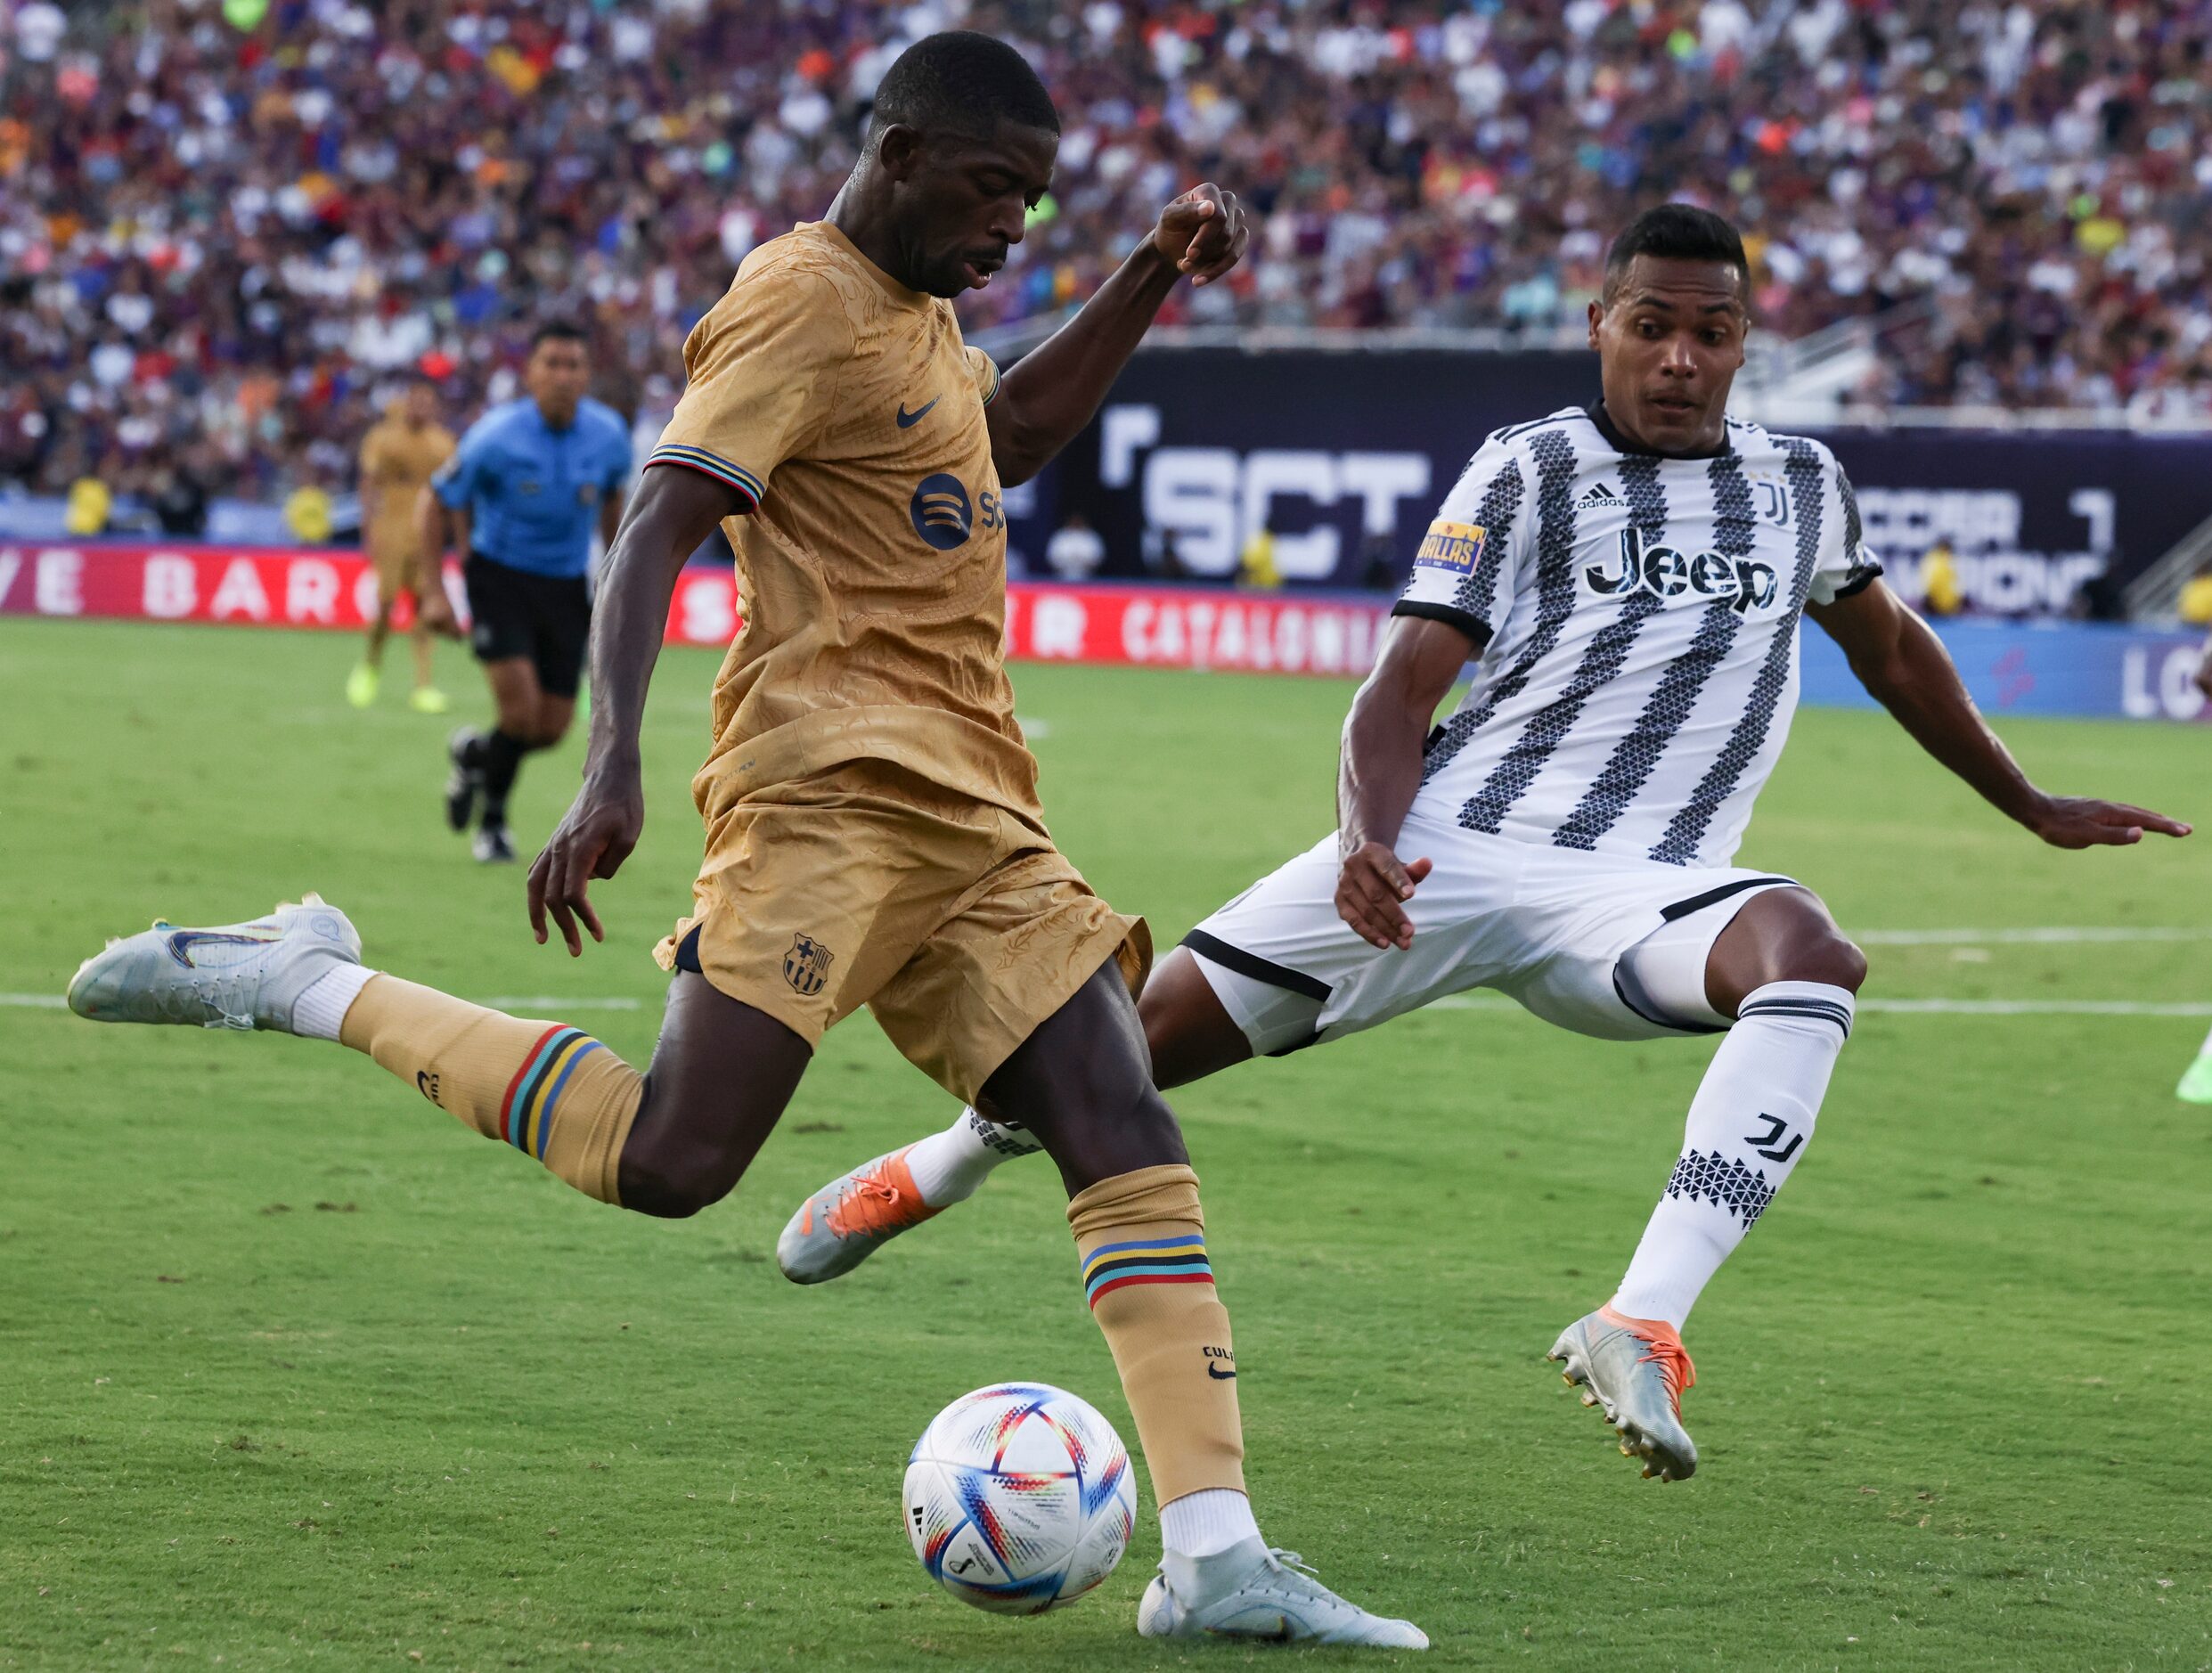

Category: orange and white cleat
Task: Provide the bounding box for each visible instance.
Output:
[1547,1305,1698,1481]
[776,1147,942,1285]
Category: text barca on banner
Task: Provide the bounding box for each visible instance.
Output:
[6,543,2206,721]
[0,543,1398,678]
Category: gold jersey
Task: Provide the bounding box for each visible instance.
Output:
[358,417,455,566]
[646,221,1040,829]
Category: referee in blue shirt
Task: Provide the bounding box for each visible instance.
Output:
[418,322,633,862]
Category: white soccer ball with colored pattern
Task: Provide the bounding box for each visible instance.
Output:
[903,1382,1138,1615]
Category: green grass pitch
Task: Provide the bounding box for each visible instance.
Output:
[4,616,2210,1670]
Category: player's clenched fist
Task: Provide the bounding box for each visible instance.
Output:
[1148,184,1247,287]
[1335,841,1432,951]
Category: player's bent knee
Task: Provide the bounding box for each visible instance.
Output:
[1137,948,1253,1089]
[1804,933,1869,994]
[616,1094,750,1219]
[616,1145,739,1219]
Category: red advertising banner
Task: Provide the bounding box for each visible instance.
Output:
[0,543,1393,677]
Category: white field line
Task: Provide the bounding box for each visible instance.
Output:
[1851,926,2212,946]
[1426,995,2212,1018]
[5,926,2203,1019]
[3,992,642,1013]
[480,996,642,1011]
[10,992,2207,1018]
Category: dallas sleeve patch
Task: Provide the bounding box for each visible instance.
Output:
[1415,519,1487,575]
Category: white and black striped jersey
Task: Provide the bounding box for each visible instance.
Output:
[1395,404,1881,869]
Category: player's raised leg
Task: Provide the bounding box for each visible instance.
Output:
[68,898,811,1216]
[979,959,1422,1649]
[1551,885,1863,1481]
[778,947,1251,1281]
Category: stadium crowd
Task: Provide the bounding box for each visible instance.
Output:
[3,0,2208,508]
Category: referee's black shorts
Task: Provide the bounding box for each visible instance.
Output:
[464,552,592,699]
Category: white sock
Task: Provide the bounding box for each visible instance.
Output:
[2198,1022,2212,1057]
[1611,981,1853,1330]
[292,963,378,1041]
[1160,1488,1261,1560]
[901,1106,1041,1206]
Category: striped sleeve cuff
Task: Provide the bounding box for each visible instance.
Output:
[646,443,764,510]
[980,362,1002,406]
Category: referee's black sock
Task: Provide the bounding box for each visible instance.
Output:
[479,729,527,830]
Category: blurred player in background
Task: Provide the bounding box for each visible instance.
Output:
[418,323,633,863]
[347,379,454,714]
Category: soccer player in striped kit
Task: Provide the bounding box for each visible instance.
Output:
[785,204,2191,1484]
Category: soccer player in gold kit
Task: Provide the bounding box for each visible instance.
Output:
[68,34,1424,1647]
[347,378,454,714]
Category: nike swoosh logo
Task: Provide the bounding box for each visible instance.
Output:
[1206,1362,1237,1380]
[896,397,939,428]
[165,929,280,968]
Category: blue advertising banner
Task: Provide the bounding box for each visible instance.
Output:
[1802,617,2209,724]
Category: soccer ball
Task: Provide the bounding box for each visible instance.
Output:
[903,1382,1138,1615]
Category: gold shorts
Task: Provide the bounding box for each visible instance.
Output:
[365,533,420,605]
[653,769,1149,1105]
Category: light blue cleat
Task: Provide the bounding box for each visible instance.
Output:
[67,895,361,1034]
[1136,1537,1428,1648]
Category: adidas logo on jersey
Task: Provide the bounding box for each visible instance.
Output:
[1574,482,1622,512]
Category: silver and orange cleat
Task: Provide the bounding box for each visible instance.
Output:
[1547,1304,1699,1481]
[776,1147,942,1285]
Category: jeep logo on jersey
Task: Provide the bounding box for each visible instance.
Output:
[910,473,973,550]
[1587,526,1778,616]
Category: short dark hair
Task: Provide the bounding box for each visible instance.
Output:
[1603,205,1750,305]
[869,31,1058,151]
[529,320,589,352]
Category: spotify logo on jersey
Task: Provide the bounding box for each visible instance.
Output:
[910,473,973,550]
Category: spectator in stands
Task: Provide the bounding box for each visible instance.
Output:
[1044,511,1106,582]
[148,456,210,537]
[1,0,2206,516]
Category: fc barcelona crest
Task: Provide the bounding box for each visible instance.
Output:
[783,933,833,997]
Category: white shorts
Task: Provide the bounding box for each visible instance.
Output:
[1183,805,1799,1055]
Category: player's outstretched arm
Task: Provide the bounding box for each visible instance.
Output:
[985,184,1247,486]
[1335,614,1486,949]
[1810,578,2192,849]
[527,466,742,955]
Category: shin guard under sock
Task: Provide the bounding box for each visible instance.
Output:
[1612,980,1853,1328]
[1068,1163,1245,1506]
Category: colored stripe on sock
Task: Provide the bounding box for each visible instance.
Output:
[502,1026,589,1152]
[525,1036,604,1160]
[499,1025,569,1148]
[1081,1234,1212,1308]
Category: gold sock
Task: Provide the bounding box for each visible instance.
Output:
[339,975,643,1205]
[1069,1163,1245,1506]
